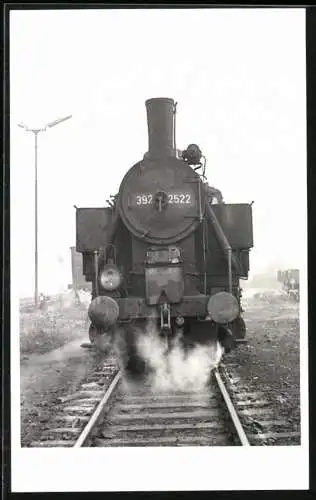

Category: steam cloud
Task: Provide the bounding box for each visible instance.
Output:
[135,321,224,392]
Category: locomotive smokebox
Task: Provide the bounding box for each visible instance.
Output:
[145,98,176,159]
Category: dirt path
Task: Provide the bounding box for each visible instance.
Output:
[20,331,105,446]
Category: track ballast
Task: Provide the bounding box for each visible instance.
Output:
[29,354,300,448]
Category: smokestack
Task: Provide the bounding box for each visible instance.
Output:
[145,98,176,159]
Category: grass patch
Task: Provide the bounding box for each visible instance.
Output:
[20,300,89,358]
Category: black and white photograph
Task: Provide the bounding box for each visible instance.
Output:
[9,6,308,492]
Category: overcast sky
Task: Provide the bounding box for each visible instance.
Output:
[10,8,306,297]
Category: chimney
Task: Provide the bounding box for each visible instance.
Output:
[145,98,176,159]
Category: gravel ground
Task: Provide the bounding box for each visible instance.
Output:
[20,289,301,447]
[20,296,106,447]
[225,291,300,438]
[20,339,106,447]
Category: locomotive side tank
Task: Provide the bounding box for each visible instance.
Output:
[75,98,254,372]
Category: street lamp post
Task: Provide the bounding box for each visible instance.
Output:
[18,115,72,307]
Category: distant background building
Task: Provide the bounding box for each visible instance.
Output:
[69,246,92,292]
[277,269,299,288]
[277,268,299,300]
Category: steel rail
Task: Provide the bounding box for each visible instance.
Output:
[214,368,250,446]
[73,370,121,447]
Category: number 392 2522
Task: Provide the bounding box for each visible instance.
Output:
[135,193,192,206]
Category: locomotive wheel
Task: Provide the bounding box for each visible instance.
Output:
[231,316,246,340]
[89,324,97,344]
[125,349,146,377]
[181,318,217,348]
[218,326,234,353]
[89,324,112,353]
[118,324,147,377]
[95,333,111,353]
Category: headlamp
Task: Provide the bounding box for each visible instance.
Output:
[99,264,121,291]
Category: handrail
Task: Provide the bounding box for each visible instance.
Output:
[205,203,237,294]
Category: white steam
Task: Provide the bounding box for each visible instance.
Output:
[136,323,224,392]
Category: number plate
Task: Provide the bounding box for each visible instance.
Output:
[134,192,192,206]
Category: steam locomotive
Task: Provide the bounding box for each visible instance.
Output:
[75,98,254,372]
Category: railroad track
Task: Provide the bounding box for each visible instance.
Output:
[29,357,300,448]
[221,362,301,446]
[86,366,250,448]
[29,356,119,447]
